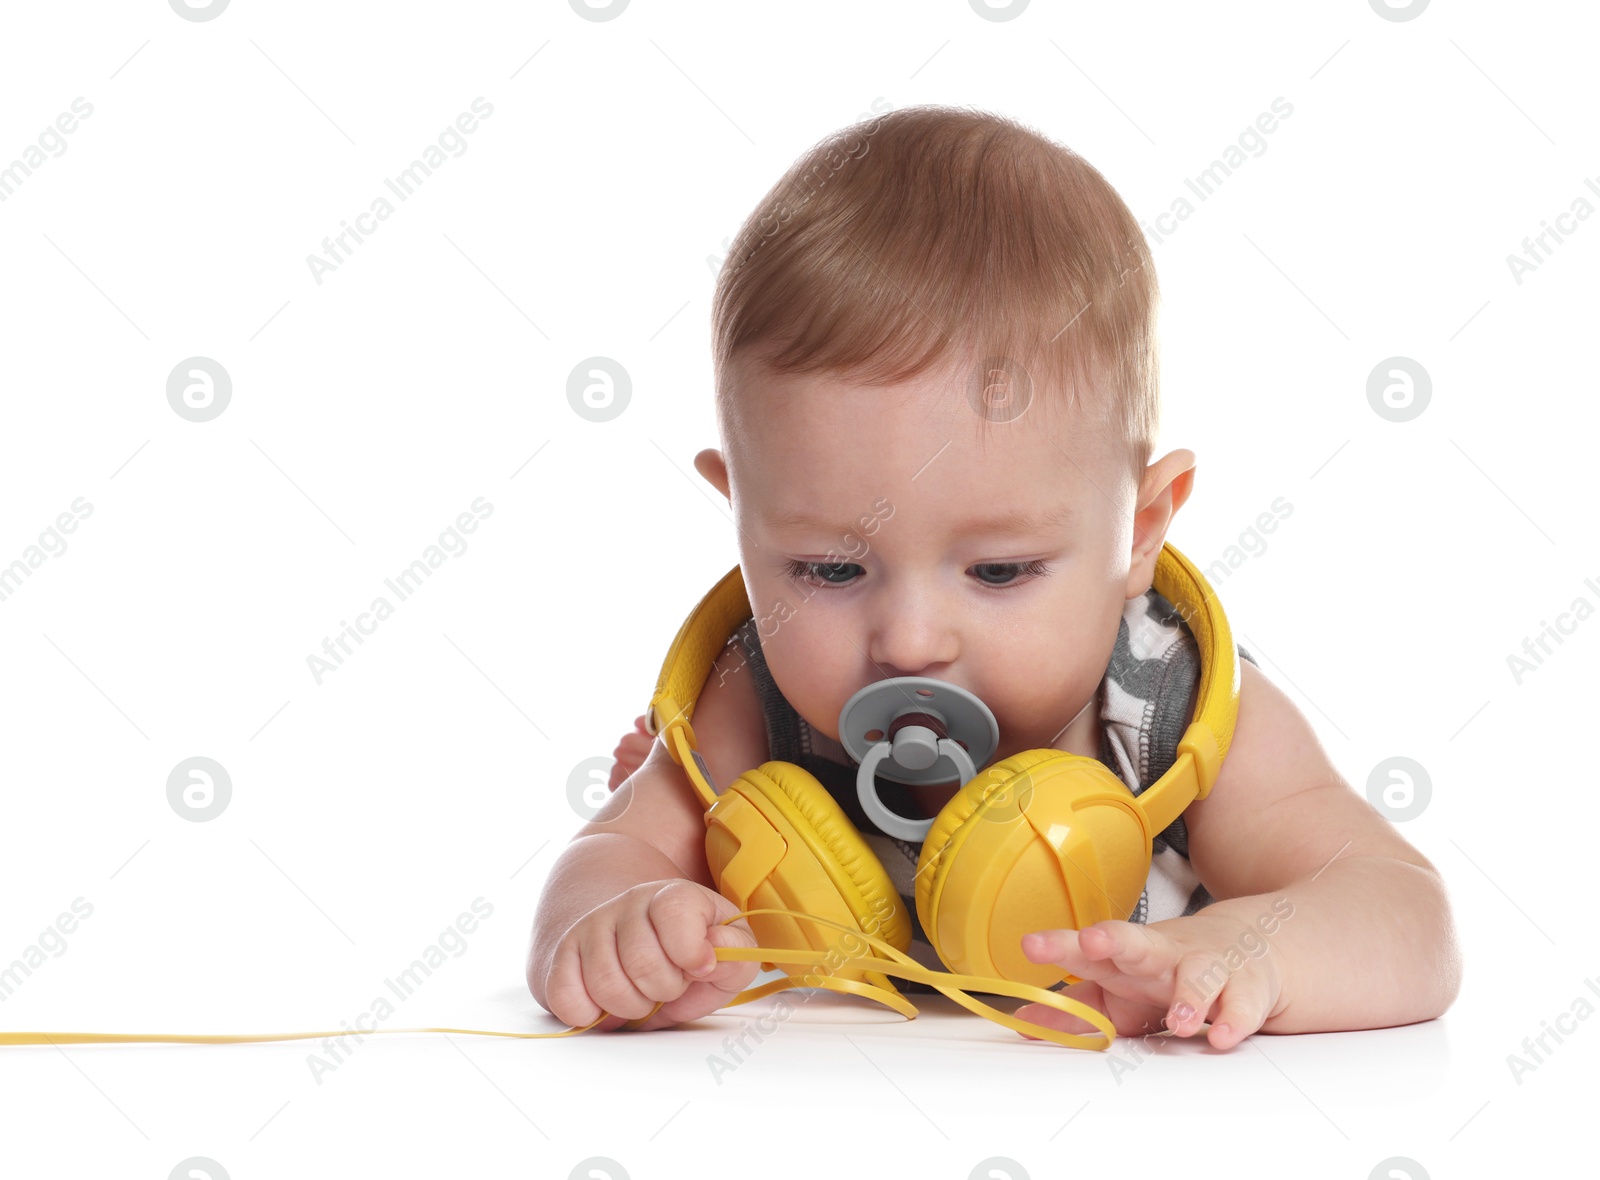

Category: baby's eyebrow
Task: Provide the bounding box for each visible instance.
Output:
[767,501,1078,538]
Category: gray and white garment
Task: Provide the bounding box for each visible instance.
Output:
[731,587,1258,993]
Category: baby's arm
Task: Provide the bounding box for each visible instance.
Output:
[1018,658,1464,1048]
[528,638,774,1031]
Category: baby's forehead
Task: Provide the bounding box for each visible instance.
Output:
[742,479,1106,558]
[728,348,1107,432]
[732,427,1117,541]
[733,382,1105,477]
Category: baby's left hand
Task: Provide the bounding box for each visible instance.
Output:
[1015,911,1287,1050]
[607,714,654,792]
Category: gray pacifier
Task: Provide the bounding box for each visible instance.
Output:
[837,676,1000,842]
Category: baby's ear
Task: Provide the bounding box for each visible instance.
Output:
[1138,447,1196,523]
[693,448,732,503]
[1166,462,1196,516]
[1126,448,1196,587]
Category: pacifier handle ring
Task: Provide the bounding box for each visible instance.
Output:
[857,735,977,842]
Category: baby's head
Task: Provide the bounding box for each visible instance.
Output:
[694,104,1196,762]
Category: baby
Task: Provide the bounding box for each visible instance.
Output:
[528,104,1462,1048]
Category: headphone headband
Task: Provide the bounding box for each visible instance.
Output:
[1156,542,1243,768]
[644,563,752,739]
[646,542,1240,818]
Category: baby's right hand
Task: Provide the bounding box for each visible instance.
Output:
[541,880,762,1032]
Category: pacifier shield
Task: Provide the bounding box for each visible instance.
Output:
[838,676,1000,786]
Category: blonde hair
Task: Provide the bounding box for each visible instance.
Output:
[711,104,1160,478]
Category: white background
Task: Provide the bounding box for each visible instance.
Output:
[1,1,1594,1177]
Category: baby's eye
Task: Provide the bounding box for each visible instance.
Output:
[970,560,1052,587]
[782,558,1053,590]
[784,559,862,586]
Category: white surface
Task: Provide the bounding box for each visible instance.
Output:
[0,1,1594,1176]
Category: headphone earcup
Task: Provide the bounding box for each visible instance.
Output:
[915,748,1062,949]
[704,761,912,985]
[915,750,1154,986]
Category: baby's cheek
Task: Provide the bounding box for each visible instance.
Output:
[997,665,1098,741]
[776,658,853,743]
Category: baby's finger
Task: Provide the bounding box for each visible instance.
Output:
[1012,979,1168,1041]
[620,928,760,1031]
[701,918,760,989]
[1163,945,1238,1038]
[1201,967,1276,1050]
[1021,921,1168,984]
[645,882,723,982]
[1020,928,1099,978]
[1013,978,1107,1038]
[579,926,658,1022]
[542,938,619,1030]
[1075,920,1173,979]
[612,892,695,1002]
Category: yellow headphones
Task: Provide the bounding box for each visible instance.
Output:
[643,540,1241,1033]
[0,541,1236,1054]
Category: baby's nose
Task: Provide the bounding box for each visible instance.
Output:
[876,659,948,680]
